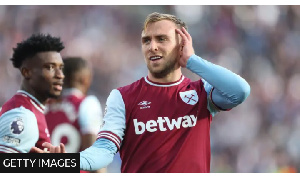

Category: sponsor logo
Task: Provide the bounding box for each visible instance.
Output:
[133,115,197,134]
[11,118,24,134]
[138,101,151,109]
[2,135,20,146]
[179,90,198,105]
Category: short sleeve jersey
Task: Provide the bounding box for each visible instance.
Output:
[0,90,50,153]
[45,88,102,152]
[98,76,219,172]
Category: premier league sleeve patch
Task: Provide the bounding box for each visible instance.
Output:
[10,118,24,134]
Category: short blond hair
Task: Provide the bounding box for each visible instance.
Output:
[143,12,187,31]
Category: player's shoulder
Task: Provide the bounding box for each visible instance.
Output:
[64,91,85,104]
[1,94,32,114]
[0,106,37,137]
[117,77,145,94]
[81,95,101,107]
[185,77,204,88]
[0,106,35,119]
[84,95,99,101]
[0,106,39,153]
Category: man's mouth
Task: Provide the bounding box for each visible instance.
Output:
[149,56,162,61]
[53,82,63,91]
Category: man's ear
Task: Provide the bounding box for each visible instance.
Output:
[21,67,31,80]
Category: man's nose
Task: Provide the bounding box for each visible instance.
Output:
[55,69,64,79]
[149,41,158,52]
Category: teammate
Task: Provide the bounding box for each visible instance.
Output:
[33,12,251,173]
[44,57,106,172]
[0,33,64,153]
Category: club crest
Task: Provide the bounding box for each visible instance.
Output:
[179,90,198,105]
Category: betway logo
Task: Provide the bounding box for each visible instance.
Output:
[133,115,197,135]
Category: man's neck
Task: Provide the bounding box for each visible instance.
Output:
[148,70,182,83]
[20,81,46,105]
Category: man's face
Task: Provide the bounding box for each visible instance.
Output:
[141,20,181,78]
[28,51,64,100]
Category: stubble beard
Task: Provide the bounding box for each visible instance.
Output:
[47,90,62,99]
[148,59,177,79]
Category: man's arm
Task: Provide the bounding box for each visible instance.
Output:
[34,89,126,171]
[78,95,107,172]
[80,138,117,171]
[187,55,250,111]
[80,89,125,171]
[176,27,250,115]
[32,138,117,171]
[0,107,39,153]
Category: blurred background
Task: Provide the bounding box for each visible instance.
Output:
[0,5,299,173]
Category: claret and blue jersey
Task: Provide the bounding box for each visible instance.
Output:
[0,90,50,153]
[102,76,217,172]
[45,88,102,153]
[80,55,250,172]
[80,54,250,173]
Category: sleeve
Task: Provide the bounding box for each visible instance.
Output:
[80,89,125,171]
[78,95,103,135]
[96,89,126,150]
[0,106,39,153]
[187,55,251,116]
[201,79,219,117]
[80,138,117,171]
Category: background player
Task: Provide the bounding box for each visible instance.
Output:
[44,57,106,172]
[0,33,64,153]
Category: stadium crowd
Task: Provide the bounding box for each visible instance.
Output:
[0,5,299,172]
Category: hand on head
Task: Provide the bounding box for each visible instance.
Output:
[30,142,66,153]
[175,27,195,68]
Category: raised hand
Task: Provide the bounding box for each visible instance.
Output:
[30,142,66,153]
[175,27,195,68]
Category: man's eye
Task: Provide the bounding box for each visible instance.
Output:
[159,37,166,42]
[46,65,54,71]
[143,39,150,44]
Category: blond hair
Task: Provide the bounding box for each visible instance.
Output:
[143,12,187,31]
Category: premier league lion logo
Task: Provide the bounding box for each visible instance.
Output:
[11,118,24,134]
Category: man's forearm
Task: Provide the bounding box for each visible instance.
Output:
[186,54,250,107]
[80,138,117,171]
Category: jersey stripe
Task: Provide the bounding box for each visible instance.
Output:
[144,76,185,87]
[0,145,22,153]
[97,131,121,150]
[30,100,44,113]
[17,90,45,112]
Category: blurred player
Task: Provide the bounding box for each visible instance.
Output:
[44,57,106,173]
[0,33,64,153]
[33,12,251,173]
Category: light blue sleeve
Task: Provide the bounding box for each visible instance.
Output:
[201,79,219,117]
[0,106,39,153]
[187,55,251,116]
[78,95,102,134]
[80,138,117,171]
[80,89,125,170]
[99,89,126,143]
